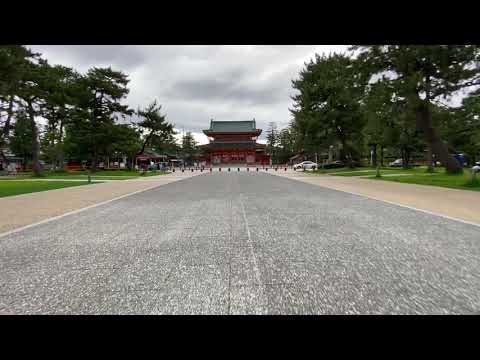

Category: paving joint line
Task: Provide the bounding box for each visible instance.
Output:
[239,194,262,287]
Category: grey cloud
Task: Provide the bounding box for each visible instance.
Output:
[30,45,146,72]
[167,77,284,106]
[27,45,350,144]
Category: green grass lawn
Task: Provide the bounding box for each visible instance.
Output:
[309,167,368,174]
[309,165,480,191]
[42,170,147,177]
[0,180,94,198]
[309,166,418,175]
[0,169,169,181]
[367,169,480,191]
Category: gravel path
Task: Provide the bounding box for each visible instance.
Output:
[273,169,480,225]
[0,172,199,234]
[1,171,479,314]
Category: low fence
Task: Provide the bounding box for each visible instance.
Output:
[170,165,293,173]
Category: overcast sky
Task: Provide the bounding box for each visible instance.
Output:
[28,45,350,144]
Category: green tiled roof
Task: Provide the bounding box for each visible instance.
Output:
[208,120,257,132]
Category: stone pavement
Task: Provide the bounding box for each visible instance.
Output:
[0,172,201,235]
[1,172,479,314]
[270,169,480,226]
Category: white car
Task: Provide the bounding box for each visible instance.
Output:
[293,161,318,170]
[389,159,403,167]
[472,162,480,173]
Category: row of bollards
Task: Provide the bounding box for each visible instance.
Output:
[172,167,291,172]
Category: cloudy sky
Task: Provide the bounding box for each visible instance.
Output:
[28,45,350,144]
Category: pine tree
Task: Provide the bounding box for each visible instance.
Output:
[353,45,480,173]
[136,100,174,155]
[66,67,133,171]
[181,132,197,165]
[291,53,368,167]
[266,122,278,163]
[9,111,34,170]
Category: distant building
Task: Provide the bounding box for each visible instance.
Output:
[201,120,270,165]
[136,149,169,169]
[0,147,23,172]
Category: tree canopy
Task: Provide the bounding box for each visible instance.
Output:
[281,46,480,170]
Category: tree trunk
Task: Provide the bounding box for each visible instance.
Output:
[426,147,434,172]
[138,131,153,156]
[27,102,41,176]
[371,144,377,167]
[415,101,461,173]
[2,96,14,139]
[50,129,56,171]
[57,120,65,171]
[340,137,352,167]
[91,152,97,172]
[380,146,384,167]
[0,96,15,167]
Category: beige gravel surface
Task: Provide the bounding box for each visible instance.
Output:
[271,170,480,226]
[0,172,200,234]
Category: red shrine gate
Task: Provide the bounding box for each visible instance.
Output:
[201,120,270,165]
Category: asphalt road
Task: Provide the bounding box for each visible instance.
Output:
[1,171,479,314]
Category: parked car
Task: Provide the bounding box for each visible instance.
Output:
[389,159,403,167]
[322,160,345,169]
[472,161,480,173]
[293,161,318,170]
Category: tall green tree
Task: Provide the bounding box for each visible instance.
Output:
[361,80,423,168]
[9,111,34,170]
[109,124,142,170]
[361,80,394,166]
[181,131,197,165]
[438,94,480,165]
[291,53,368,166]
[0,46,42,171]
[136,100,174,155]
[15,54,49,176]
[276,126,296,164]
[66,67,132,171]
[266,122,278,163]
[353,45,480,173]
[41,65,81,170]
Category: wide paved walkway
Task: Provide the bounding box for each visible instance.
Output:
[272,169,480,226]
[0,172,200,234]
[1,172,479,314]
